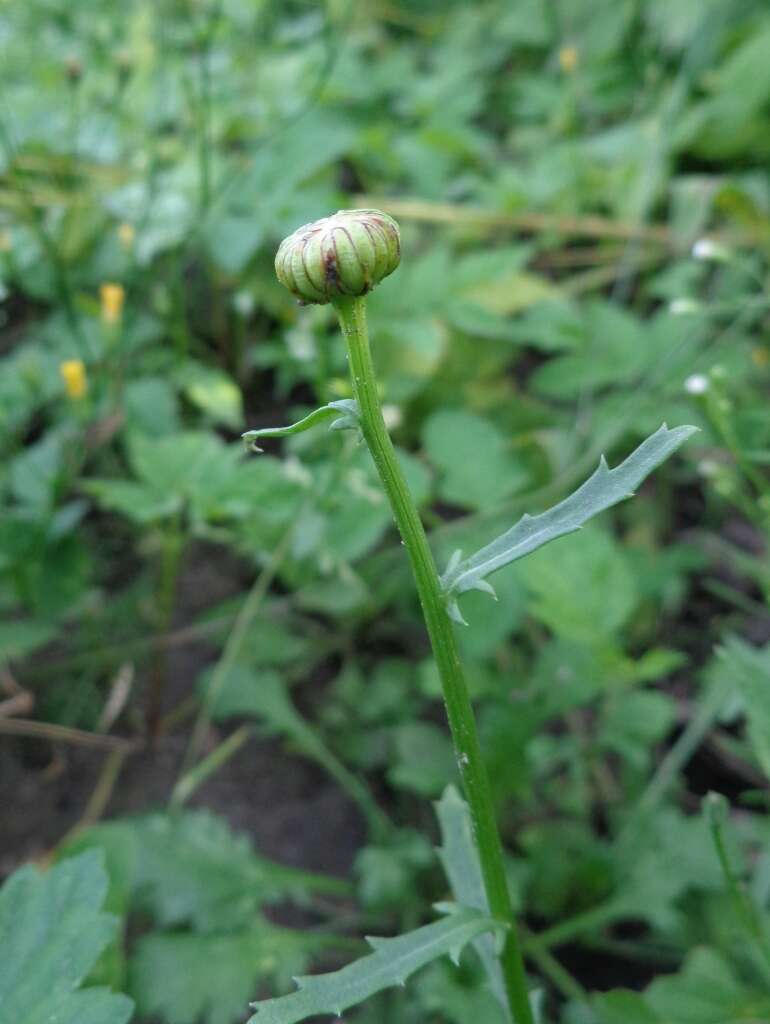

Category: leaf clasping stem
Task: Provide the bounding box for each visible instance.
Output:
[332,295,534,1024]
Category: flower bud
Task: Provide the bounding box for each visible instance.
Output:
[100,282,125,326]
[60,359,87,399]
[275,209,401,305]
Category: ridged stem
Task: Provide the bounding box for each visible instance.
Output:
[333,295,533,1024]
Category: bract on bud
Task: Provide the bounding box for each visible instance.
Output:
[275,209,401,305]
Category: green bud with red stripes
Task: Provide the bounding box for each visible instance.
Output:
[275,208,401,305]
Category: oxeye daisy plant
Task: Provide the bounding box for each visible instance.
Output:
[242,209,697,1024]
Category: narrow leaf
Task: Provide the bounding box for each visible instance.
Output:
[243,401,359,452]
[247,908,501,1024]
[436,787,511,1020]
[440,424,697,609]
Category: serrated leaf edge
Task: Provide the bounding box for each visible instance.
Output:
[246,909,501,1024]
[440,423,697,617]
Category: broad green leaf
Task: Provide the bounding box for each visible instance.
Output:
[179,362,244,431]
[592,990,659,1024]
[130,925,323,1024]
[616,808,723,931]
[456,569,527,660]
[645,947,770,1022]
[0,619,56,660]
[436,787,510,1020]
[128,432,225,496]
[414,961,509,1024]
[388,722,457,797]
[9,431,64,511]
[59,822,139,990]
[83,478,180,524]
[247,908,502,1024]
[440,424,697,621]
[124,377,180,437]
[600,690,676,771]
[130,811,345,932]
[530,302,649,399]
[715,636,770,779]
[518,526,636,644]
[202,213,264,275]
[422,409,528,510]
[0,850,133,1024]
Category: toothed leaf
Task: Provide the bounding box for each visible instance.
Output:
[0,850,133,1024]
[440,424,697,613]
[436,787,511,1020]
[243,401,359,452]
[247,908,501,1024]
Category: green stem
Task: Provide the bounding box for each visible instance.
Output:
[706,793,770,980]
[333,296,533,1024]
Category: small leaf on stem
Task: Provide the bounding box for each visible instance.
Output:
[247,909,501,1024]
[242,400,359,452]
[440,423,697,618]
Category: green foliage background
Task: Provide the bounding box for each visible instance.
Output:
[2,0,770,1021]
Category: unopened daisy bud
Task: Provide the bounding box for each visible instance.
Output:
[100,282,125,325]
[275,209,401,306]
[60,359,87,399]
[692,238,730,263]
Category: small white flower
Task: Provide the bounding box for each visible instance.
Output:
[670,298,701,316]
[286,325,315,362]
[685,373,709,395]
[692,238,729,262]
[232,290,255,318]
[382,404,402,430]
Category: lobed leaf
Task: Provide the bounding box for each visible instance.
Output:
[130,924,329,1024]
[128,811,346,932]
[0,850,133,1024]
[247,908,502,1024]
[440,423,697,622]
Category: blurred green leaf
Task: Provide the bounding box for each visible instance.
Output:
[129,811,342,932]
[715,636,770,779]
[130,926,319,1024]
[0,850,133,1024]
[423,409,529,510]
[0,618,56,659]
[179,362,244,430]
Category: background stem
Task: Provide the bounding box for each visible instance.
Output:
[333,295,534,1024]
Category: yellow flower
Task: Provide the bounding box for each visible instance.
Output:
[100,282,125,326]
[60,359,88,399]
[559,45,579,73]
[117,222,135,249]
[752,346,770,368]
